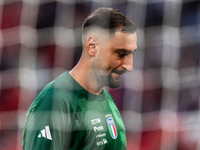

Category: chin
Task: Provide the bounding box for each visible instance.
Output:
[108,84,121,89]
[101,74,121,88]
[107,78,121,89]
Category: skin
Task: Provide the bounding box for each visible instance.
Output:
[70,30,137,95]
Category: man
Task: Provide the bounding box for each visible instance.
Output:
[23,7,137,150]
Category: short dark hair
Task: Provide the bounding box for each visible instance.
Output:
[82,7,137,35]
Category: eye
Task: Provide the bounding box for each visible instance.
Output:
[117,51,126,57]
[116,49,135,58]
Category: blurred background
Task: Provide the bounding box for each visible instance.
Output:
[0,0,200,149]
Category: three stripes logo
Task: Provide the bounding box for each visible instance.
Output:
[38,126,52,140]
[106,117,117,139]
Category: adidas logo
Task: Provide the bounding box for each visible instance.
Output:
[38,126,52,140]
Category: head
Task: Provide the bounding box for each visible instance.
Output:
[82,7,137,88]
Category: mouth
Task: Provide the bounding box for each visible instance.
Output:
[112,72,122,77]
[111,69,126,79]
[112,69,126,76]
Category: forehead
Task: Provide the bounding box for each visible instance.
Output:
[109,31,137,51]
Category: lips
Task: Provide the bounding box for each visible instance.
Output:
[112,69,126,76]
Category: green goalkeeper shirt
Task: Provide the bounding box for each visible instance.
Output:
[22,72,127,150]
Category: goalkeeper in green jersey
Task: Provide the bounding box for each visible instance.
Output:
[23,7,137,150]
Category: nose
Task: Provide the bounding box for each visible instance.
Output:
[121,55,133,72]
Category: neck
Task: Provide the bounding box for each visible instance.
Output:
[69,61,104,95]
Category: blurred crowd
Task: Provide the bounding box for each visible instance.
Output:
[0,0,200,149]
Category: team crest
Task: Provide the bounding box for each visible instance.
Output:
[107,117,117,139]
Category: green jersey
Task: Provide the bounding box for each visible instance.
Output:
[23,72,127,150]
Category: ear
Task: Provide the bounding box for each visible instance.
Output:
[86,36,98,57]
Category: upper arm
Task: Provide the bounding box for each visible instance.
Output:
[23,91,74,150]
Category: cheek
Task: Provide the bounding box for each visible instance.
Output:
[98,49,120,70]
[105,60,121,73]
[108,55,121,68]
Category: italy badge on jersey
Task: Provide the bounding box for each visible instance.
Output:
[107,117,117,139]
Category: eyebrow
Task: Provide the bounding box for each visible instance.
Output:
[116,48,137,54]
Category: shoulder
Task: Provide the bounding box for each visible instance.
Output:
[28,72,82,113]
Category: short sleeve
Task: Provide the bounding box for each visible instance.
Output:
[23,90,73,150]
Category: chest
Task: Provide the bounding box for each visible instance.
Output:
[72,99,127,149]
